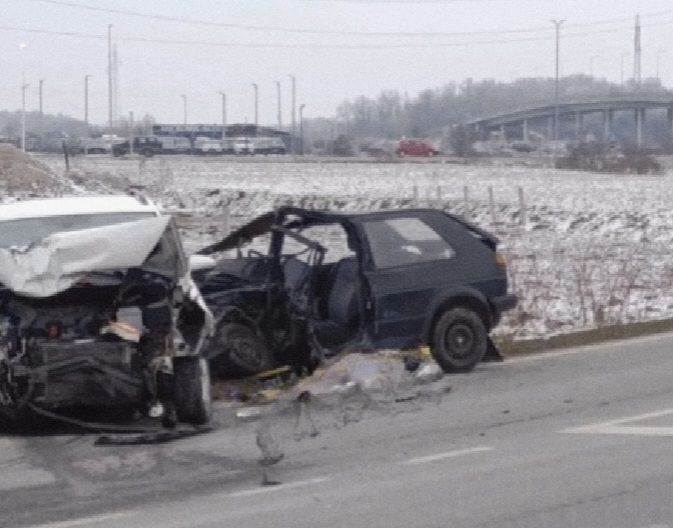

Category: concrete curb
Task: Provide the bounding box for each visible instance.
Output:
[497,317,673,357]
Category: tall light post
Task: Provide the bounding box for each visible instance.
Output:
[181,94,187,125]
[276,80,282,129]
[298,103,305,155]
[252,83,258,129]
[84,74,91,125]
[551,19,565,162]
[19,42,28,153]
[289,75,296,153]
[37,79,44,117]
[107,24,113,128]
[656,48,666,83]
[218,91,226,139]
[620,52,629,87]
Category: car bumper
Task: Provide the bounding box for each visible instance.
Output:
[492,293,518,314]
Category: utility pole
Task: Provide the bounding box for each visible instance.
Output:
[252,83,258,128]
[276,80,282,129]
[38,78,43,117]
[656,48,666,83]
[634,14,642,89]
[107,24,113,128]
[299,103,305,155]
[84,74,91,125]
[129,111,134,155]
[289,75,296,154]
[19,42,28,152]
[181,94,187,125]
[218,91,226,138]
[551,19,565,163]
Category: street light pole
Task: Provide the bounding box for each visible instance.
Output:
[19,42,28,153]
[218,91,226,139]
[656,48,666,83]
[38,79,44,116]
[252,83,258,129]
[84,75,91,125]
[181,94,187,125]
[299,103,305,155]
[276,80,282,129]
[289,75,296,153]
[551,19,565,163]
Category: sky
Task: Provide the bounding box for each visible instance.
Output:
[1,0,671,126]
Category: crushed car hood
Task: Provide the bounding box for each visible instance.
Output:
[0,216,170,298]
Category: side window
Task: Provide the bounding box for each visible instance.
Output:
[363,217,455,268]
[282,224,354,264]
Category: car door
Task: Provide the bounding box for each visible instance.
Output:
[357,212,462,349]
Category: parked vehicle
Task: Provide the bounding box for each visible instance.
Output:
[192,207,516,377]
[0,196,213,425]
[194,137,223,155]
[158,136,192,154]
[254,137,286,155]
[232,137,254,155]
[396,138,439,157]
[112,137,163,157]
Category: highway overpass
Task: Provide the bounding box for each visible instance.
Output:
[468,96,673,147]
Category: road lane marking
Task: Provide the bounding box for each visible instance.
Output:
[403,446,494,465]
[563,408,673,436]
[228,477,330,498]
[26,512,134,528]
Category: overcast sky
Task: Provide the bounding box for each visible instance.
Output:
[1,0,671,126]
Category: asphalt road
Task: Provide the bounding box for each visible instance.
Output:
[4,332,673,528]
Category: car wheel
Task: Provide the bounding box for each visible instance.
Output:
[173,356,212,425]
[431,307,487,373]
[211,322,275,376]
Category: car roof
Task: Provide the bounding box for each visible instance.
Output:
[0,195,160,222]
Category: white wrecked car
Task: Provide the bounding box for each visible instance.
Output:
[0,195,213,426]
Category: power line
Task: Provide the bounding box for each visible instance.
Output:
[2,18,672,50]
[26,0,673,38]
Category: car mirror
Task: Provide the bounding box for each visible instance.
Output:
[189,254,217,271]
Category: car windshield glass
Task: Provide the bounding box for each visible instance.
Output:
[0,212,155,248]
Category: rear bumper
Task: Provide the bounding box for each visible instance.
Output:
[491,293,518,314]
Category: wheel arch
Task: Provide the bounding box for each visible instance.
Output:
[423,291,493,344]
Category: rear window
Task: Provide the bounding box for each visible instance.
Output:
[0,212,155,249]
[362,217,455,268]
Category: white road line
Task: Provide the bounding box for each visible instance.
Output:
[26,512,134,528]
[563,408,673,436]
[228,477,330,498]
[403,446,494,465]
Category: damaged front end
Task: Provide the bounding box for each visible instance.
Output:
[0,209,213,425]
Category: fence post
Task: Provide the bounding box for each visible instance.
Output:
[436,185,442,202]
[463,185,469,213]
[488,186,497,225]
[412,185,419,206]
[223,203,231,235]
[518,186,526,226]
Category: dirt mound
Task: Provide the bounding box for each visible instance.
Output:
[0,145,71,197]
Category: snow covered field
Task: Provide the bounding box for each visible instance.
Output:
[34,154,673,342]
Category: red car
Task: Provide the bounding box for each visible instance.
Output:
[396,138,439,157]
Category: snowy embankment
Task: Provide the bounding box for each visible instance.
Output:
[34,154,673,342]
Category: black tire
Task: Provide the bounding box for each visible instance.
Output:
[430,307,488,373]
[173,356,212,425]
[211,322,275,377]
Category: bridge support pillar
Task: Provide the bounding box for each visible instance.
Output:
[522,119,529,142]
[636,108,645,148]
[574,112,583,139]
[603,110,614,140]
[500,124,506,141]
